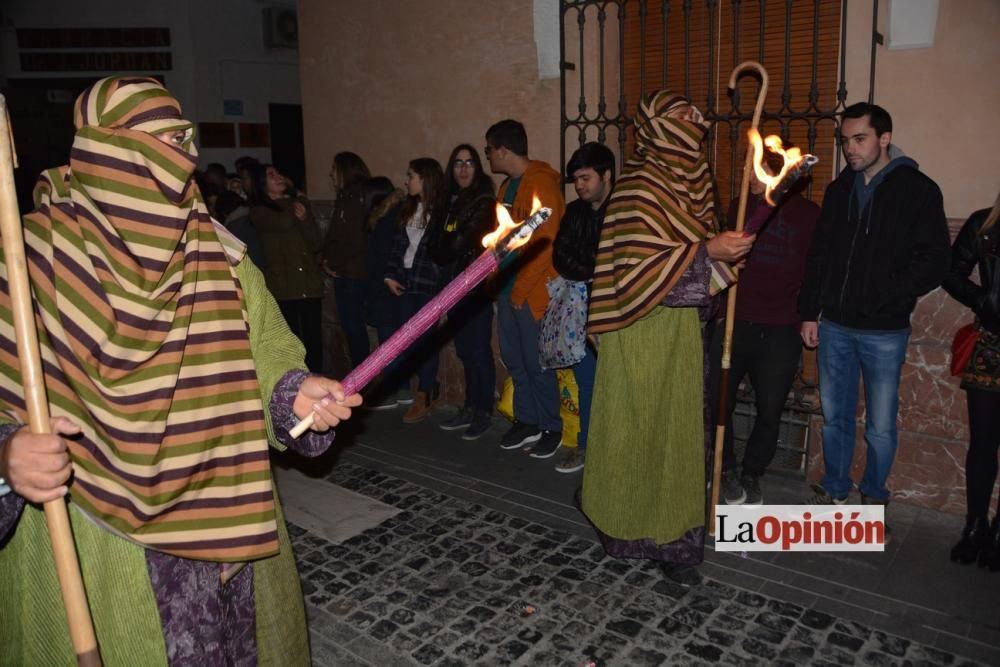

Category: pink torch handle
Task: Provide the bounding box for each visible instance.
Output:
[288,250,499,438]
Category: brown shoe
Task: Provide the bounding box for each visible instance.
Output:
[402,391,430,423]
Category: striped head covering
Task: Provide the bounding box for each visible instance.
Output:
[0,76,277,561]
[588,90,733,334]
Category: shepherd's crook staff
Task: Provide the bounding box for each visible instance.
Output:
[708,61,768,538]
[0,95,102,665]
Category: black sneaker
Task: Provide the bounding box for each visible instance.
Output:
[528,431,563,459]
[439,407,473,431]
[499,422,542,450]
[370,395,397,410]
[742,474,763,506]
[396,388,414,405]
[721,470,746,505]
[803,484,848,505]
[462,410,492,441]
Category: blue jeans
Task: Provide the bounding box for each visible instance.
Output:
[497,298,561,432]
[334,277,370,370]
[818,320,910,500]
[397,292,440,394]
[573,342,597,451]
[450,292,496,412]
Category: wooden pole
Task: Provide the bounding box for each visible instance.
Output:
[0,95,102,666]
[708,62,768,538]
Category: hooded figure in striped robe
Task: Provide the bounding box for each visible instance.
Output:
[0,76,360,665]
[581,91,744,583]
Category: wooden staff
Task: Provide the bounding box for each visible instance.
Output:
[0,95,102,665]
[708,62,769,538]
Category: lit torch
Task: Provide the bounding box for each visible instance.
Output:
[743,129,819,233]
[288,197,551,438]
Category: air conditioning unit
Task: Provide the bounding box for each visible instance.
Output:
[263,6,298,49]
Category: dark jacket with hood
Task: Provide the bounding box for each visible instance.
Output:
[427,187,496,283]
[942,207,1000,335]
[798,147,950,330]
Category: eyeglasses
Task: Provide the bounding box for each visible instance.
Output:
[453,159,475,168]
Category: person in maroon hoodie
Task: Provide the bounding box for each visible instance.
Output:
[719,144,820,506]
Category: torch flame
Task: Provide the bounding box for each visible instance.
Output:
[481,194,544,251]
[749,129,804,206]
[529,194,542,215]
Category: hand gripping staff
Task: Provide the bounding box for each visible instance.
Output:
[0,95,102,665]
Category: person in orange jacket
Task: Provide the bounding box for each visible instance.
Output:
[484,119,566,456]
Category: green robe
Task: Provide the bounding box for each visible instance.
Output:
[0,259,310,666]
[581,306,706,546]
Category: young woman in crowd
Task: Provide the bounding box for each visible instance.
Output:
[248,163,324,371]
[427,144,497,440]
[324,152,372,370]
[942,190,1000,571]
[363,176,412,408]
[384,158,446,423]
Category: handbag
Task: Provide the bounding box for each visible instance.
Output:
[539,276,589,369]
[951,323,980,376]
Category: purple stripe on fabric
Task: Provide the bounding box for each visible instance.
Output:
[71,146,156,182]
[52,310,249,375]
[126,105,183,124]
[72,146,187,202]
[76,478,274,523]
[73,438,270,488]
[152,529,279,552]
[69,200,157,266]
[87,405,267,447]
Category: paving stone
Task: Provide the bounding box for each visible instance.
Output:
[494,639,531,662]
[581,631,630,664]
[607,617,645,638]
[368,619,399,641]
[800,609,837,630]
[712,613,748,632]
[658,616,695,639]
[756,610,797,633]
[452,640,490,661]
[828,631,866,652]
[871,630,910,657]
[625,646,669,666]
[685,639,725,662]
[859,650,901,667]
[780,643,816,661]
[410,643,443,665]
[741,637,779,661]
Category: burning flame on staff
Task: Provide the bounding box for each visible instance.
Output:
[482,194,543,250]
[748,129,805,206]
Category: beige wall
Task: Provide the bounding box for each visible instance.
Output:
[844,1,1000,219]
[299,0,561,199]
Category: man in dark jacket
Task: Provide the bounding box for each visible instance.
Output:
[798,103,950,516]
[541,142,615,471]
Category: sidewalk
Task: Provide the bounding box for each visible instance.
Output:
[279,406,999,666]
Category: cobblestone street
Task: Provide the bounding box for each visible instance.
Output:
[291,460,989,667]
